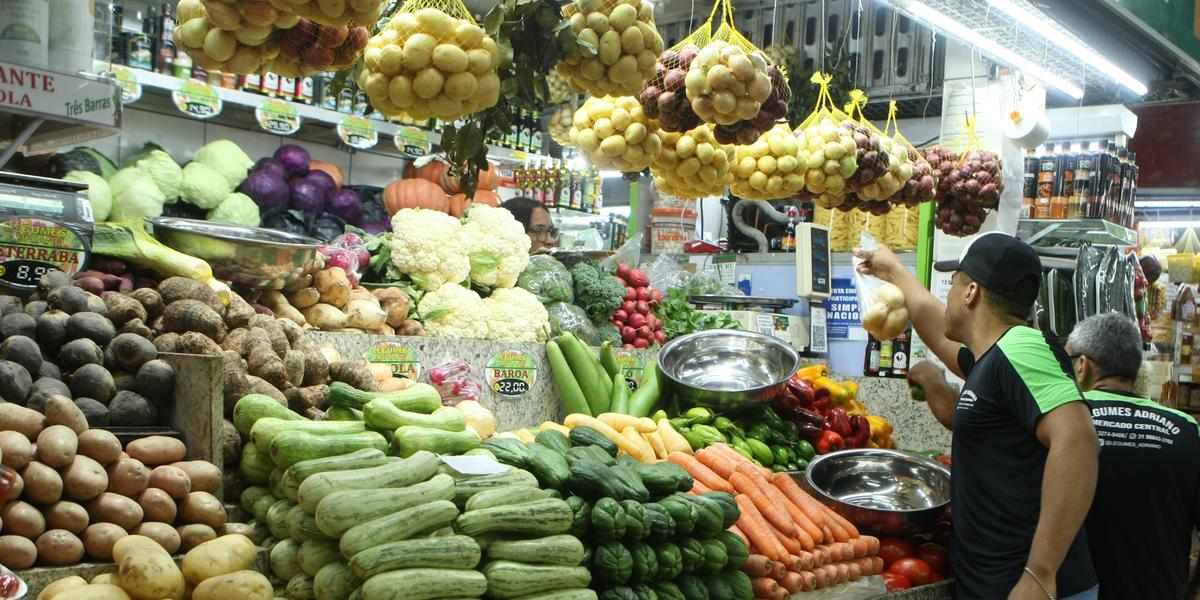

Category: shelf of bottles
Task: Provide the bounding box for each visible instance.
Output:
[1021,139,1139,229]
[513,160,604,217]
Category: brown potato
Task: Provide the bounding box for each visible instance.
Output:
[113,534,184,600]
[148,465,191,499]
[171,461,220,494]
[182,534,256,585]
[0,534,36,568]
[44,394,89,434]
[37,574,88,600]
[176,523,217,552]
[220,522,255,538]
[126,436,187,466]
[178,491,225,528]
[0,500,44,538]
[136,488,177,524]
[35,425,78,468]
[132,521,181,554]
[86,492,144,530]
[8,472,23,501]
[0,403,45,439]
[190,570,272,600]
[20,461,63,505]
[54,583,132,600]
[106,458,149,497]
[77,429,122,465]
[44,500,89,534]
[0,431,32,470]
[35,528,84,565]
[62,454,108,501]
[89,573,119,585]
[82,522,128,560]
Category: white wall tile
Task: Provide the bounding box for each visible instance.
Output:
[347,152,406,188]
[118,110,205,164]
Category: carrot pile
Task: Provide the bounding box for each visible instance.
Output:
[668,444,883,597]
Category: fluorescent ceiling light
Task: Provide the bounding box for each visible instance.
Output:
[900,1,1085,99]
[986,0,1148,96]
[1136,200,1200,208]
[1138,220,1200,229]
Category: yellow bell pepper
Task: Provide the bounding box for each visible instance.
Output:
[814,376,854,406]
[846,399,869,415]
[842,380,859,399]
[794,364,829,381]
[866,415,894,446]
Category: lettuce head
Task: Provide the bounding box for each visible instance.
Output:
[193,139,253,188]
[107,167,165,222]
[63,171,112,222]
[127,147,182,203]
[207,192,260,226]
[180,162,234,209]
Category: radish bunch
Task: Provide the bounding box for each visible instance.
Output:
[613,263,665,348]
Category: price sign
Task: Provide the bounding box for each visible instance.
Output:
[0,217,89,293]
[613,350,645,392]
[394,126,432,157]
[337,115,378,149]
[110,67,142,104]
[255,99,301,135]
[363,342,421,379]
[172,80,221,119]
[486,351,538,399]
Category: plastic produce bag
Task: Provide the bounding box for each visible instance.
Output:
[600,232,644,272]
[546,301,599,345]
[427,359,484,405]
[853,232,909,340]
[319,232,370,287]
[1074,243,1103,320]
[517,255,575,304]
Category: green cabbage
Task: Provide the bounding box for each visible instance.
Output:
[63,171,112,222]
[180,162,233,209]
[193,139,253,188]
[107,167,165,222]
[126,146,181,202]
[207,192,260,226]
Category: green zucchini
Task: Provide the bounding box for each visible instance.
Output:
[240,486,274,514]
[252,417,368,453]
[290,448,391,481]
[339,500,460,558]
[298,450,440,513]
[239,442,274,485]
[233,393,304,436]
[568,426,618,455]
[325,406,364,421]
[359,568,487,600]
[485,535,585,566]
[299,539,343,577]
[287,504,334,542]
[393,426,480,457]
[453,498,573,537]
[313,561,359,600]
[266,499,295,540]
[452,468,540,506]
[279,468,301,502]
[508,590,597,600]
[270,431,389,468]
[287,573,316,600]
[348,535,481,579]
[464,485,549,513]
[364,400,466,432]
[327,381,442,412]
[315,473,456,537]
[482,561,591,600]
[269,538,303,580]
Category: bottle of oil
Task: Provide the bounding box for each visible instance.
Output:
[1061,142,1078,218]
[1050,143,1069,219]
[1021,147,1037,219]
[1034,144,1055,219]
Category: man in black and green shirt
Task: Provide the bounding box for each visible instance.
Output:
[858,232,1100,600]
[1065,311,1200,600]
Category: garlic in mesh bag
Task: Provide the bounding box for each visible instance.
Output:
[175,0,293,73]
[556,0,665,97]
[359,2,500,120]
[569,95,663,172]
[651,124,734,199]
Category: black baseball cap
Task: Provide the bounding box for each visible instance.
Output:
[933,231,1042,306]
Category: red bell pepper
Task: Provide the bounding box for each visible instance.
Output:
[787,376,817,406]
[812,387,831,413]
[816,429,845,454]
[824,407,852,438]
[846,414,871,448]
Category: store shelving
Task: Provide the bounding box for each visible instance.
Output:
[0,61,123,166]
[1017,218,1138,249]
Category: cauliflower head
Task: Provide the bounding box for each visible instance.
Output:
[107,167,165,222]
[461,204,532,290]
[390,208,470,292]
[483,287,551,343]
[192,139,253,188]
[207,192,261,226]
[418,282,488,339]
[64,171,112,221]
[128,148,182,202]
[180,162,234,209]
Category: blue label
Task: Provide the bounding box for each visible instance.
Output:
[822,277,859,340]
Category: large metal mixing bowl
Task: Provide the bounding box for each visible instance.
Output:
[797,448,951,536]
[147,217,321,290]
[657,329,800,412]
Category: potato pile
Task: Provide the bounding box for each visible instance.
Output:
[548,106,574,146]
[556,0,664,96]
[650,124,733,199]
[640,44,702,133]
[174,0,294,74]
[36,533,265,600]
[548,71,574,105]
[685,41,789,144]
[730,122,808,200]
[795,116,860,208]
[568,95,663,172]
[273,20,369,76]
[359,7,501,120]
[0,407,230,569]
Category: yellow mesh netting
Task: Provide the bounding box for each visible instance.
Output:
[557,0,665,97]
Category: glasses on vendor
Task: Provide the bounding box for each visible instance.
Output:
[529,225,560,242]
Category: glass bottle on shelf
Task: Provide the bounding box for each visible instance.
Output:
[781,206,797,252]
[155,1,174,74]
[1021,147,1036,219]
[557,161,572,209]
[592,167,603,213]
[1034,143,1055,219]
[864,335,881,376]
[171,50,191,79]
[571,166,584,211]
[891,329,910,377]
[1074,140,1095,220]
[1104,140,1120,222]
[580,166,594,212]
[109,3,126,66]
[1050,143,1069,219]
[1061,142,1078,219]
[531,109,544,154]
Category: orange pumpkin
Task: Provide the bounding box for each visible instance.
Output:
[403,161,452,191]
[476,162,503,191]
[384,179,449,215]
[450,189,503,213]
[310,161,344,187]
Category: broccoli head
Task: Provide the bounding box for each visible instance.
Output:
[570,262,627,324]
[596,321,622,345]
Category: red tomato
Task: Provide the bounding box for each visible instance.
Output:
[882,572,912,591]
[917,542,950,575]
[937,454,952,467]
[878,537,916,569]
[889,558,935,586]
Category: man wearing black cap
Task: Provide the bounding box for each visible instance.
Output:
[856,232,1100,600]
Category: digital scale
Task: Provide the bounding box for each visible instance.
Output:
[795,223,831,354]
[0,172,94,294]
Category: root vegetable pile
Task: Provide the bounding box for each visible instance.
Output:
[556,0,665,96]
[651,124,735,199]
[612,264,664,348]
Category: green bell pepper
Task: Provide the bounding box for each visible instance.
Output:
[745,438,773,466]
[794,439,816,461]
[690,424,726,445]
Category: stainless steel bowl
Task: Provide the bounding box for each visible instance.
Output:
[798,448,951,536]
[147,217,321,290]
[657,329,800,411]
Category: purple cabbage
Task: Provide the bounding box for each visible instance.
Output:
[288,177,326,214]
[326,188,363,226]
[253,157,288,180]
[361,220,390,234]
[274,144,310,178]
[303,169,337,197]
[239,170,290,210]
